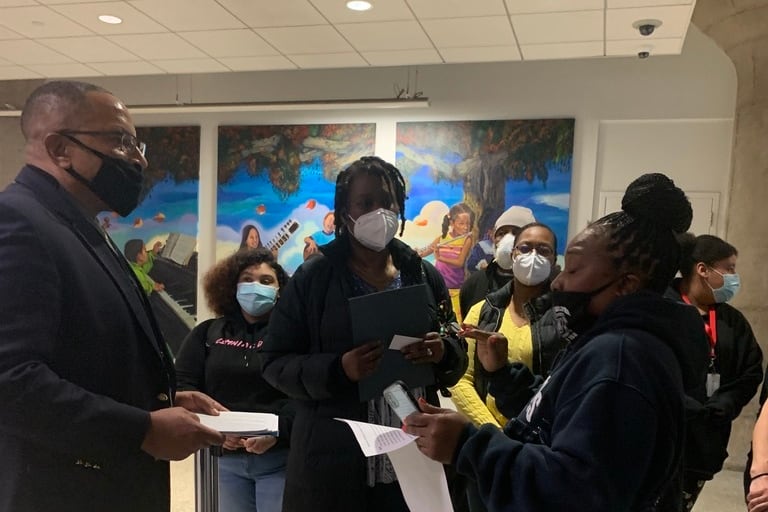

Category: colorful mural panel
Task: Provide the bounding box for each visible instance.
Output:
[216,123,376,274]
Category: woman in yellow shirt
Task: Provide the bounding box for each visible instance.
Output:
[451,223,563,427]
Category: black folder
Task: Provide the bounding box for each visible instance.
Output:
[348,284,435,401]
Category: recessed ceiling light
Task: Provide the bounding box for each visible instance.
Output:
[98,14,123,25]
[346,1,372,12]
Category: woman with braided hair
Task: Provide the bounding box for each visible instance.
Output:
[405,173,705,512]
[259,156,468,512]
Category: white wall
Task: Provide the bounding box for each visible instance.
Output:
[46,25,735,319]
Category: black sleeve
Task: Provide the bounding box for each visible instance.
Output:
[488,362,545,419]
[174,320,214,392]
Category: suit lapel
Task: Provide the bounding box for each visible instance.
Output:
[14,167,170,365]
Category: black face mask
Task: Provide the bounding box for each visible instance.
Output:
[61,135,144,217]
[551,277,620,343]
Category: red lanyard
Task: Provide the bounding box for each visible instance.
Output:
[681,293,717,358]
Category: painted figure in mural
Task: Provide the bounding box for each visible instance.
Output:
[459,205,536,319]
[175,248,294,512]
[405,173,703,512]
[240,224,264,250]
[259,156,468,512]
[303,211,335,261]
[241,223,280,260]
[451,222,565,512]
[419,202,475,289]
[0,80,224,511]
[465,207,500,274]
[124,238,165,295]
[663,234,761,510]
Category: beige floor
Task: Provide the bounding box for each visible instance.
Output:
[171,456,746,512]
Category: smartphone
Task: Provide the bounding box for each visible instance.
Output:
[383,380,420,422]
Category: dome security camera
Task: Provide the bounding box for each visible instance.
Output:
[632,19,662,37]
[638,51,650,59]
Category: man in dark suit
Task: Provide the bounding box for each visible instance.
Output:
[0,81,225,511]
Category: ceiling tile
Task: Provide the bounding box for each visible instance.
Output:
[606,5,693,40]
[0,39,72,64]
[608,0,693,7]
[511,10,603,44]
[88,60,165,76]
[521,41,603,60]
[606,37,683,56]
[0,25,25,39]
[256,25,352,54]
[179,29,277,57]
[409,0,506,19]
[0,55,10,65]
[362,48,442,66]
[422,16,514,48]
[26,62,101,77]
[38,35,139,62]
[336,20,432,52]
[440,45,521,63]
[129,0,244,31]
[289,52,368,69]
[50,2,169,35]
[311,0,413,23]
[38,0,117,4]
[505,0,603,14]
[108,33,207,60]
[217,55,297,71]
[0,0,38,6]
[0,65,41,79]
[217,0,326,27]
[0,5,93,38]
[151,58,229,74]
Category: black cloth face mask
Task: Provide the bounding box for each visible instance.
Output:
[551,276,621,343]
[60,134,144,217]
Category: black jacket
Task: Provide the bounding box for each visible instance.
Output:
[0,166,175,511]
[666,281,763,478]
[457,291,698,512]
[471,281,564,410]
[260,236,468,511]
[459,261,513,319]
[175,313,294,447]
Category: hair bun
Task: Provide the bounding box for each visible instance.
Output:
[621,173,692,233]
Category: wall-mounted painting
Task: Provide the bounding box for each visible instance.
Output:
[395,119,575,299]
[106,126,201,354]
[216,123,376,274]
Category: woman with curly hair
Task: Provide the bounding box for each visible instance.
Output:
[175,247,293,512]
[406,173,705,511]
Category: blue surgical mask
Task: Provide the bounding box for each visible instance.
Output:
[236,282,278,317]
[708,268,740,303]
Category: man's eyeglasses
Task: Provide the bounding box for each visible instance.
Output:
[514,243,554,257]
[59,130,146,156]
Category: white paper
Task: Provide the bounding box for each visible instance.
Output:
[197,411,279,436]
[337,419,452,512]
[389,334,422,350]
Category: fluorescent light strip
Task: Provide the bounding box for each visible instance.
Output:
[0,98,429,117]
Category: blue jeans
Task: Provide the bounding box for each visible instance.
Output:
[218,447,287,512]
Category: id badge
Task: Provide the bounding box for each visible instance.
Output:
[706,373,721,397]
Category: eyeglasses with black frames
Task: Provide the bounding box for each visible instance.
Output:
[514,242,554,258]
[59,130,146,156]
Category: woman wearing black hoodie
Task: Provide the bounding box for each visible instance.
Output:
[405,173,702,512]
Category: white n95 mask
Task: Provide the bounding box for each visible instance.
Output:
[349,208,399,252]
[494,233,516,270]
[512,251,552,286]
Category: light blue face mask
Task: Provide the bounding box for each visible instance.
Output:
[236,281,278,317]
[708,267,740,303]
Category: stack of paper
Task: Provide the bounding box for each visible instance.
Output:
[197,411,279,436]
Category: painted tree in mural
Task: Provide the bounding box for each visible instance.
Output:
[136,126,201,188]
[218,124,376,200]
[396,119,574,216]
